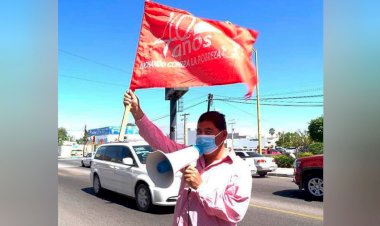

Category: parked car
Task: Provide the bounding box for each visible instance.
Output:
[267,149,281,155]
[275,146,287,153]
[235,151,277,177]
[294,155,323,199]
[90,141,181,212]
[81,152,94,167]
[233,151,257,176]
[234,147,255,152]
[285,147,297,154]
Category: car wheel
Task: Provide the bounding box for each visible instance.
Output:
[135,184,152,212]
[81,160,85,167]
[303,174,323,198]
[93,174,103,196]
[258,172,267,177]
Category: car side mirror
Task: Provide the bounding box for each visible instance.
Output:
[122,157,134,165]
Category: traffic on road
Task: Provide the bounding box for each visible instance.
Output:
[59,158,323,226]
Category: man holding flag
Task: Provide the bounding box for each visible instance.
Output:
[121,1,259,224]
[124,90,252,226]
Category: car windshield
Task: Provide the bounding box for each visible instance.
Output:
[133,145,154,164]
[246,152,263,157]
[235,151,255,158]
[235,152,246,157]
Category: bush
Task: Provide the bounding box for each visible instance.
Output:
[309,142,323,155]
[273,154,295,168]
[296,152,313,158]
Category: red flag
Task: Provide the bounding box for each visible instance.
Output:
[130,1,259,97]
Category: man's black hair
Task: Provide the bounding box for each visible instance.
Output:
[198,111,227,131]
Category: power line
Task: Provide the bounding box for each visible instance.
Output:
[260,100,323,104]
[218,99,256,117]
[214,87,322,98]
[215,99,323,107]
[259,87,323,97]
[59,73,174,94]
[260,103,323,107]
[261,94,323,100]
[212,94,323,102]
[216,99,272,123]
[151,114,171,122]
[183,94,208,106]
[60,73,322,107]
[218,98,324,104]
[59,49,130,74]
[179,100,206,111]
[152,100,207,122]
[59,74,127,87]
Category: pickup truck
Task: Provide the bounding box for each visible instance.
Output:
[294,155,323,199]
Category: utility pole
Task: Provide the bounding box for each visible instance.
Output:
[165,88,188,141]
[178,97,184,113]
[228,120,236,150]
[253,49,262,155]
[169,97,177,141]
[181,113,190,145]
[207,93,213,112]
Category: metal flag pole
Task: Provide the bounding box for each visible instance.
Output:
[253,49,262,155]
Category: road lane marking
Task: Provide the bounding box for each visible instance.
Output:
[249,203,323,221]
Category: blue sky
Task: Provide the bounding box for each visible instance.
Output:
[59,0,323,139]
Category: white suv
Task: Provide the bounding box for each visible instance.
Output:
[90,141,181,212]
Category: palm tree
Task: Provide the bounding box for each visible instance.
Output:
[269,128,275,138]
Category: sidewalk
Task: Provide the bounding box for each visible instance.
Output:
[267,168,294,178]
[58,156,83,160]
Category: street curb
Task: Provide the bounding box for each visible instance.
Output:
[267,172,294,178]
[58,157,82,160]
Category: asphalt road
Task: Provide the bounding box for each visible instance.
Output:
[58,159,323,226]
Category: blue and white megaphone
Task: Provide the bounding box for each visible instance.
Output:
[146,146,201,188]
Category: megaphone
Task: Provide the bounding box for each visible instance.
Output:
[146,146,200,188]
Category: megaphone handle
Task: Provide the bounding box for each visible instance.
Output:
[189,161,197,167]
[187,187,192,225]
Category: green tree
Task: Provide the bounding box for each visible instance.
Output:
[76,125,89,144]
[58,127,68,146]
[309,142,323,155]
[76,137,86,144]
[276,132,296,148]
[269,128,275,137]
[296,130,312,150]
[275,130,311,149]
[308,116,323,142]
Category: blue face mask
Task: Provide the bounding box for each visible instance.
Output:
[195,131,223,155]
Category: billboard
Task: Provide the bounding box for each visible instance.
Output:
[88,125,138,136]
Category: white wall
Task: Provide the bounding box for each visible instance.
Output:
[58,146,72,158]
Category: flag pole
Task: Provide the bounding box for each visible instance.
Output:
[118,104,132,141]
[117,0,149,142]
[253,49,262,155]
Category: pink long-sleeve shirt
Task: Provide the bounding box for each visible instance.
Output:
[136,115,252,226]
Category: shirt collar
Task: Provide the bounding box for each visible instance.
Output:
[199,148,236,170]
